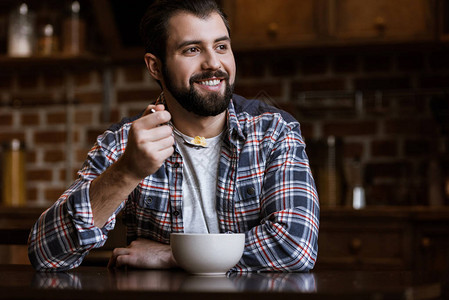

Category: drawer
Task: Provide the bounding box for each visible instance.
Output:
[316,224,411,270]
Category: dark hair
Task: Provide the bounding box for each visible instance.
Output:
[140,0,230,63]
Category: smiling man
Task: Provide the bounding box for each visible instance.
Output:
[28,0,319,272]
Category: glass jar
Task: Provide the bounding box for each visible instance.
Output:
[7,3,36,57]
[1,139,26,207]
[62,1,86,56]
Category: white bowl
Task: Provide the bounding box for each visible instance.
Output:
[170,233,245,276]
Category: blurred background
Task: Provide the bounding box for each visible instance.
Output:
[0,0,448,271]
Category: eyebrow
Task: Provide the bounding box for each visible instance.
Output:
[176,35,231,51]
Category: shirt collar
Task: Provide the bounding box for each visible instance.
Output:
[226,98,245,145]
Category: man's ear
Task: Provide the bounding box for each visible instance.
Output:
[144,53,163,81]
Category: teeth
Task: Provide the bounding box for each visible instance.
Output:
[199,79,220,86]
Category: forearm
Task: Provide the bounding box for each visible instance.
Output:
[233,207,319,272]
[28,179,114,271]
[90,157,141,228]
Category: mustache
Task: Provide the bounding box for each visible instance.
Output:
[189,70,229,83]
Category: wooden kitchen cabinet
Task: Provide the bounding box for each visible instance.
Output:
[317,208,412,270]
[221,0,327,50]
[316,207,449,272]
[222,0,439,51]
[327,0,436,41]
[414,212,449,273]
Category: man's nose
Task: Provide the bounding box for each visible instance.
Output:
[201,50,221,70]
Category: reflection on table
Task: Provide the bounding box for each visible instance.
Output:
[31,268,316,293]
[0,264,446,299]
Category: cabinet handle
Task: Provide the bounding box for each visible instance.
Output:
[421,237,431,248]
[374,16,386,34]
[349,238,362,253]
[267,22,279,38]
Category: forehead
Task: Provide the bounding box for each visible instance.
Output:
[166,12,229,48]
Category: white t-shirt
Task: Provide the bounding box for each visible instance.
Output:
[172,127,224,233]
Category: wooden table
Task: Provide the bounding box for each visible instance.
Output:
[0,264,446,299]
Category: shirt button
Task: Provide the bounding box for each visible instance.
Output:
[247,187,255,195]
[174,162,180,168]
[173,210,180,216]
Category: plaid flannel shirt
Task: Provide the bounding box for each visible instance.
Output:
[28,94,319,272]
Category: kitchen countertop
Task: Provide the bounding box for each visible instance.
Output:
[0,264,446,299]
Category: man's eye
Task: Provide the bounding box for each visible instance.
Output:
[184,47,199,54]
[217,44,228,51]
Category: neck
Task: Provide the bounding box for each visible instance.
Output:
[164,93,227,138]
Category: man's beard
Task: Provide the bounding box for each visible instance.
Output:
[162,67,234,117]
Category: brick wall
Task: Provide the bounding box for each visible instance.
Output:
[1,47,448,207]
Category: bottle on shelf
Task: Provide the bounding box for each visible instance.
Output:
[62,1,86,56]
[36,5,60,56]
[7,2,36,57]
[1,139,26,207]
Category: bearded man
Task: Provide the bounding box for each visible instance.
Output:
[28,0,319,272]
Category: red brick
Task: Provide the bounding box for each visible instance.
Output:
[107,108,121,123]
[235,54,266,78]
[117,89,161,103]
[396,53,424,71]
[343,142,365,158]
[394,95,427,113]
[291,78,346,94]
[42,70,64,87]
[9,94,55,107]
[47,112,66,125]
[385,118,439,136]
[17,73,39,88]
[365,161,411,179]
[404,139,433,156]
[75,92,103,104]
[268,55,298,77]
[123,65,145,83]
[26,150,37,163]
[428,51,449,71]
[333,54,359,73]
[26,187,38,202]
[277,102,298,118]
[419,75,449,89]
[34,130,66,144]
[0,113,13,126]
[59,169,66,182]
[323,120,377,136]
[44,149,65,163]
[44,187,66,202]
[0,73,13,89]
[363,54,391,72]
[20,112,40,126]
[298,122,313,140]
[75,110,93,125]
[371,140,398,157]
[0,132,25,143]
[365,183,397,206]
[27,169,53,181]
[73,130,80,143]
[301,55,328,75]
[76,148,90,162]
[87,128,105,145]
[74,71,94,86]
[128,108,145,118]
[234,82,283,99]
[354,77,410,90]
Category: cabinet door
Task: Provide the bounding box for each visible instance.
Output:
[329,0,435,40]
[222,0,323,49]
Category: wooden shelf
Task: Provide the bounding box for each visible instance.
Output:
[0,54,108,69]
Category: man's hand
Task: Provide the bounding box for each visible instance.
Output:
[118,104,174,180]
[108,238,178,269]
